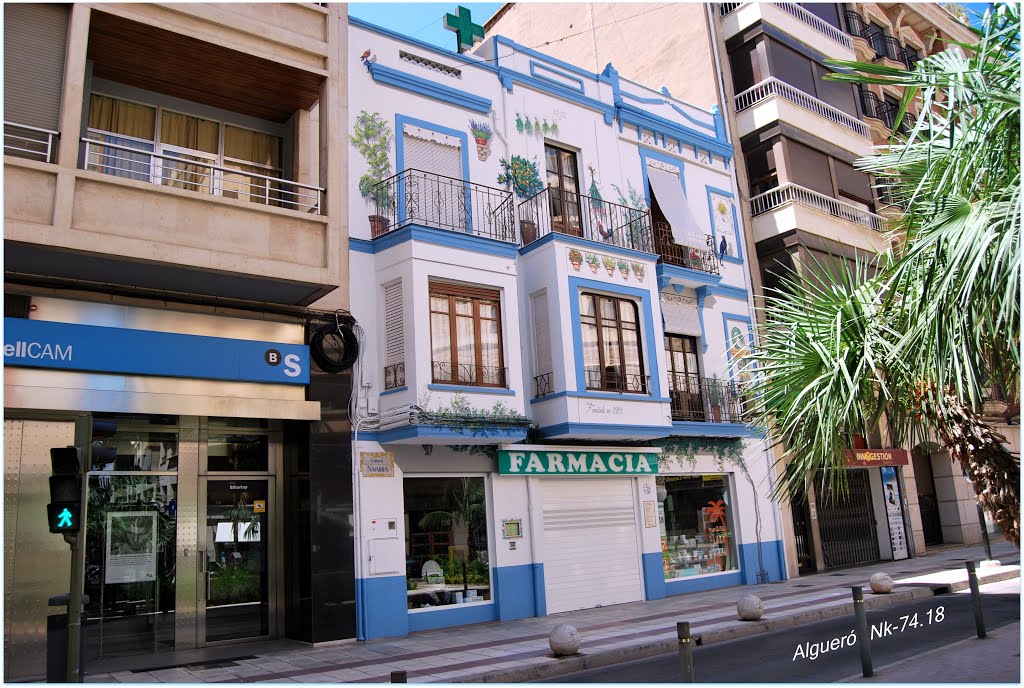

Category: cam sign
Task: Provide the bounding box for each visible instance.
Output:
[498,447,660,475]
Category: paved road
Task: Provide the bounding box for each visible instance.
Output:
[542,579,1021,683]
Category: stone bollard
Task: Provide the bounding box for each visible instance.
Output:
[549,624,582,656]
[869,572,894,594]
[736,594,764,621]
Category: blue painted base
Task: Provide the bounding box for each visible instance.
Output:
[648,539,786,598]
[665,570,743,595]
[357,575,408,640]
[642,552,667,600]
[408,601,498,632]
[739,540,786,584]
[495,563,546,620]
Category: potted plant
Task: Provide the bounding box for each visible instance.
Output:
[350,111,394,236]
[468,119,493,161]
[707,374,724,422]
[617,258,630,279]
[568,247,583,271]
[586,253,599,273]
[497,155,545,244]
[631,261,645,281]
[602,255,616,275]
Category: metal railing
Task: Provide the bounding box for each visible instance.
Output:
[774,3,853,50]
[372,168,516,243]
[517,186,654,252]
[844,11,916,68]
[384,363,406,390]
[534,372,554,398]
[4,122,58,163]
[653,222,720,275]
[858,90,916,136]
[735,77,870,138]
[584,368,650,394]
[750,182,886,233]
[668,372,744,423]
[81,138,323,213]
[431,361,507,388]
[718,3,742,16]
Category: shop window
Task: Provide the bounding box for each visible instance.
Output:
[657,475,738,579]
[404,477,491,609]
[207,434,269,472]
[429,282,505,387]
[90,418,178,472]
[580,292,647,393]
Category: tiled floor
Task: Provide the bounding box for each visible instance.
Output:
[82,541,1019,684]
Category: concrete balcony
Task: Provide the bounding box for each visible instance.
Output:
[734,78,872,156]
[720,3,855,61]
[749,182,889,253]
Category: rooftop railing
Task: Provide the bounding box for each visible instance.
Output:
[750,182,886,233]
[517,186,654,252]
[719,3,852,50]
[653,222,720,275]
[81,137,323,213]
[372,168,516,243]
[4,122,58,163]
[735,77,871,139]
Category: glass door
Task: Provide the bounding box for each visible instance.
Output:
[544,144,581,236]
[200,478,271,643]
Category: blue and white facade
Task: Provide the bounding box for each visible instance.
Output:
[347,18,786,640]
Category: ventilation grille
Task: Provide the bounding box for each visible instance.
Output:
[5,294,31,319]
[399,51,462,79]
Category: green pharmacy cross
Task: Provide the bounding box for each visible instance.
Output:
[444,6,484,53]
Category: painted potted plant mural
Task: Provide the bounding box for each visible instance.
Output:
[497,155,545,244]
[568,247,583,271]
[585,252,599,273]
[630,261,645,282]
[707,373,724,422]
[468,119,493,161]
[602,255,616,276]
[350,111,394,237]
[617,258,630,280]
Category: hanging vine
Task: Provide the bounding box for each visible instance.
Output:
[653,436,745,472]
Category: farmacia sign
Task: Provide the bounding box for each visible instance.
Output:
[498,446,660,475]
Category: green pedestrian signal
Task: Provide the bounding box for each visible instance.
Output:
[47,502,80,533]
[48,447,82,534]
[57,508,73,528]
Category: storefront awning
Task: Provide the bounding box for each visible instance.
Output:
[647,165,704,246]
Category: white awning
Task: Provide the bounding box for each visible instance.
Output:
[662,298,703,337]
[647,165,704,246]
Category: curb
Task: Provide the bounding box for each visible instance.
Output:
[453,567,1020,683]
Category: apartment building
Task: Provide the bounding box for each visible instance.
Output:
[346,14,784,639]
[3,3,351,679]
[485,2,989,576]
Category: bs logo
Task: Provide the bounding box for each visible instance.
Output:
[265,349,302,378]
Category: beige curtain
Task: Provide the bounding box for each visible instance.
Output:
[223,125,283,206]
[159,111,218,193]
[88,95,155,139]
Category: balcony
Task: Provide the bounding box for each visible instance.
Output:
[431,361,508,388]
[669,373,744,423]
[735,78,870,139]
[517,186,654,252]
[844,11,916,69]
[858,90,917,138]
[720,3,854,57]
[583,368,650,395]
[653,222,720,275]
[82,138,322,213]
[4,122,58,164]
[371,168,516,243]
[751,182,885,233]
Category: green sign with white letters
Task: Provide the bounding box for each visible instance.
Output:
[498,448,660,475]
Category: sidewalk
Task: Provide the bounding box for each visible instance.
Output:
[85,541,1020,684]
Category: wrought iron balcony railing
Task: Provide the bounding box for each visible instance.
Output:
[734,77,870,139]
[584,368,650,395]
[652,222,720,275]
[844,11,917,69]
[431,361,507,388]
[384,362,406,390]
[750,182,885,233]
[81,138,323,213]
[858,90,916,136]
[517,186,654,252]
[372,168,516,243]
[669,372,744,423]
[534,372,554,398]
[4,122,58,163]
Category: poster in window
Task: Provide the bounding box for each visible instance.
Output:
[881,467,909,560]
[105,511,158,584]
[724,315,754,388]
[710,192,737,260]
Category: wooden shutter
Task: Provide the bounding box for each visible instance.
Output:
[4,3,69,130]
[532,291,552,375]
[383,280,404,367]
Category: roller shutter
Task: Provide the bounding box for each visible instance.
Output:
[4,3,69,131]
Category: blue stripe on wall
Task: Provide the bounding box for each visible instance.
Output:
[407,601,499,633]
[642,552,667,600]
[357,575,408,640]
[494,563,545,621]
[665,570,743,596]
[739,540,786,584]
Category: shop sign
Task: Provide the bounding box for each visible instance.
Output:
[360,452,395,477]
[498,447,660,475]
[844,448,909,468]
[3,316,309,384]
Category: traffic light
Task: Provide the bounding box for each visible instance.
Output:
[48,446,82,534]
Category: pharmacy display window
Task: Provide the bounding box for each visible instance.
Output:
[403,477,491,610]
[657,475,739,579]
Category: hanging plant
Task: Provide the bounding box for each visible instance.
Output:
[654,436,746,472]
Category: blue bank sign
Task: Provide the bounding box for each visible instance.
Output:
[4,317,310,385]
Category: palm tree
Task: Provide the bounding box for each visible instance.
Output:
[418,478,485,596]
[749,5,1020,545]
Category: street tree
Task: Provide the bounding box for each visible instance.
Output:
[749,4,1020,545]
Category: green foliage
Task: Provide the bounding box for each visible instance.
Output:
[655,437,745,472]
[350,111,394,209]
[497,155,544,199]
[210,562,260,604]
[586,253,600,266]
[433,555,489,585]
[612,181,648,210]
[419,392,531,426]
[468,119,492,140]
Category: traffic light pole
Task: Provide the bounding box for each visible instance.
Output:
[64,532,83,682]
